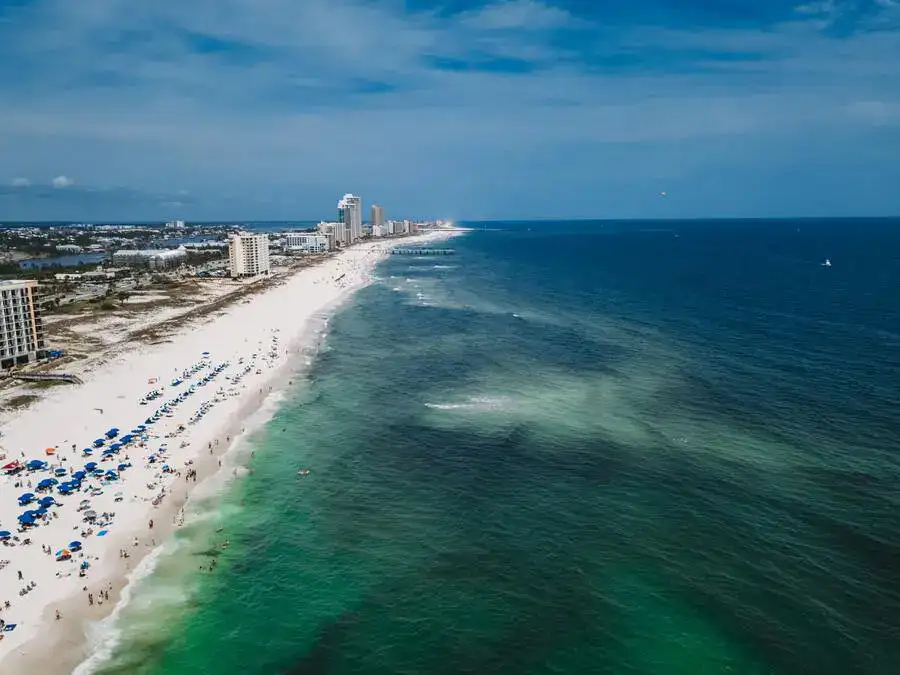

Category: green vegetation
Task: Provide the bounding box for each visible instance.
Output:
[2,394,39,410]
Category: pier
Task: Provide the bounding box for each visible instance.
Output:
[391,248,456,256]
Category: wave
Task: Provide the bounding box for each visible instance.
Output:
[424,396,511,412]
[71,537,178,675]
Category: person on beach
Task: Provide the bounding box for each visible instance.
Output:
[55,609,61,620]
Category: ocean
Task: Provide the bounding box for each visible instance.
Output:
[86,219,900,675]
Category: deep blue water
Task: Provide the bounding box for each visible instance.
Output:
[95,219,900,675]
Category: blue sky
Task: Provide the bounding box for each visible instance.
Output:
[1,0,898,221]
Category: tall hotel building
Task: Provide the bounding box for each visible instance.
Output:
[228,232,271,278]
[371,204,384,232]
[0,280,46,369]
[338,194,363,244]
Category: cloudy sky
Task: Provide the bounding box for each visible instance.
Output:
[1,0,898,221]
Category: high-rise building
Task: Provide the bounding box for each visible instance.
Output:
[371,204,384,233]
[338,194,363,243]
[228,233,271,278]
[0,280,46,369]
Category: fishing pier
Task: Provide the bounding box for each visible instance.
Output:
[390,248,456,256]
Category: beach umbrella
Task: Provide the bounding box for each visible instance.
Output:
[93,439,105,447]
[36,507,48,516]
[69,541,82,551]
[84,462,98,471]
[58,483,74,494]
[0,530,11,539]
[18,493,35,504]
[26,460,46,470]
[54,467,67,476]
[39,496,56,507]
[106,428,119,439]
[56,549,71,560]
[110,443,122,450]
[17,514,35,525]
[105,471,119,480]
[37,478,57,490]
[117,463,129,471]
[80,561,90,569]
[73,471,87,480]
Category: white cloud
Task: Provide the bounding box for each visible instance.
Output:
[52,175,74,188]
[11,177,30,187]
[459,0,577,31]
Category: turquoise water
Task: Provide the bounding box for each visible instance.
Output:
[91,220,900,675]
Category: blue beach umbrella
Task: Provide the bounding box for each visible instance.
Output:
[0,530,11,539]
[18,493,35,504]
[17,513,35,525]
[73,470,87,480]
[54,468,67,476]
[105,471,118,480]
[69,540,82,551]
[39,496,56,507]
[93,439,105,447]
[26,460,46,470]
[37,478,57,489]
[84,462,98,471]
[58,483,75,495]
[117,463,129,471]
[36,507,48,516]
[106,428,119,438]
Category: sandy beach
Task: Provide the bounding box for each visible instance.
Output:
[0,231,456,674]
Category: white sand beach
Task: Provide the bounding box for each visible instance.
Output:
[0,231,456,674]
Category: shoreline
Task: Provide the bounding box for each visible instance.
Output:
[0,230,460,675]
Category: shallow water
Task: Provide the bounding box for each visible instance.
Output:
[90,220,900,675]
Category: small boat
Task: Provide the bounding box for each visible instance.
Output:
[822,258,832,267]
[298,469,310,477]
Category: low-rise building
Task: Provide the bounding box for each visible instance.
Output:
[112,247,188,269]
[0,279,46,369]
[285,233,329,254]
[56,244,84,254]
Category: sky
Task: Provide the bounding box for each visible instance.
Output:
[0,0,899,221]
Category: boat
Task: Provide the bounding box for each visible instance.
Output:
[297,469,310,476]
[822,259,832,267]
